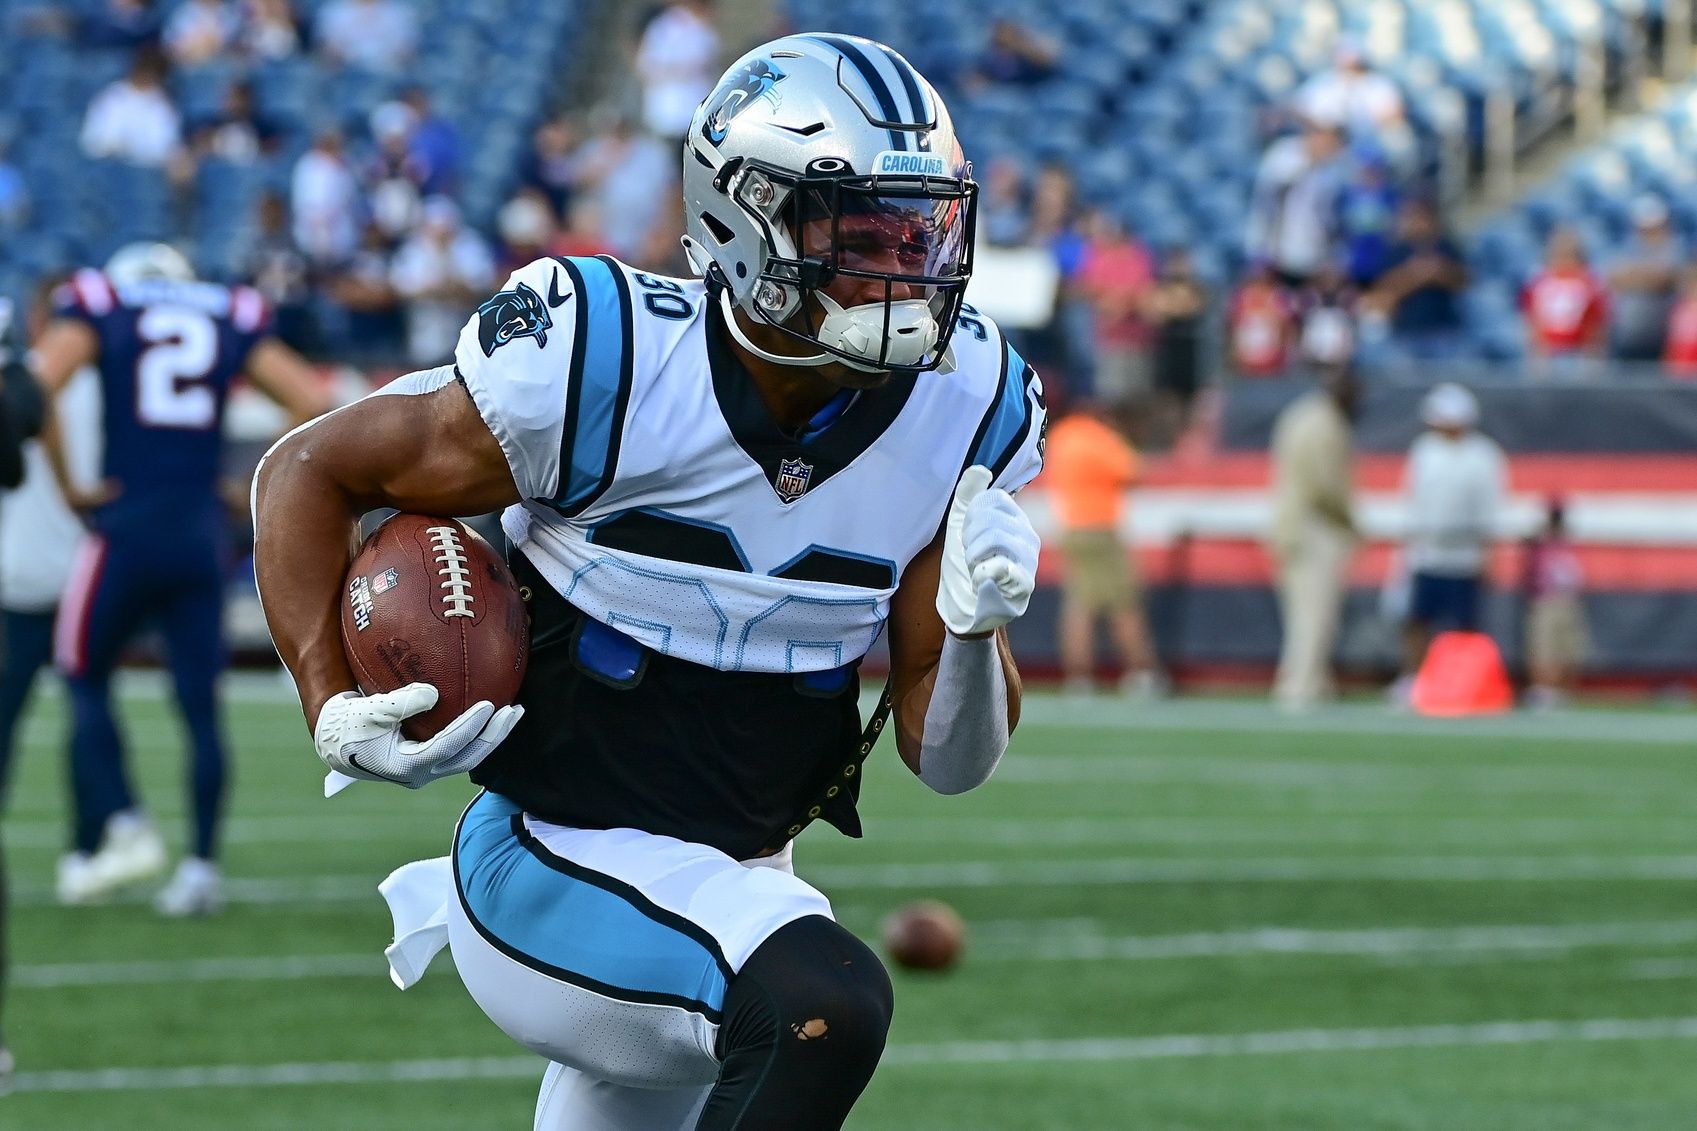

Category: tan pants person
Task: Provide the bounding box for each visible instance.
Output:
[1272,519,1354,709]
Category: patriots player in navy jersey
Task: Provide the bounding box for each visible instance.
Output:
[29,243,327,915]
[254,36,1044,1129]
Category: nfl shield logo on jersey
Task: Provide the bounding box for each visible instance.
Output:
[775,457,813,502]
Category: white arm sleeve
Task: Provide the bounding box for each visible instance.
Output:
[452,257,580,500]
[916,633,1010,796]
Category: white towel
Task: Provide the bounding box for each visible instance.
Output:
[379,856,454,990]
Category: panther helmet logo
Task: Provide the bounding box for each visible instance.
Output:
[477,281,553,356]
[703,58,786,145]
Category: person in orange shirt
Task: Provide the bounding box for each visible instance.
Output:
[1044,403,1164,696]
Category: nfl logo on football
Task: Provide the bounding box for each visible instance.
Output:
[775,457,813,502]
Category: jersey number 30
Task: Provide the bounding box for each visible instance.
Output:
[136,306,218,430]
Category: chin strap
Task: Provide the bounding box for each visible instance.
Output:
[719,288,839,368]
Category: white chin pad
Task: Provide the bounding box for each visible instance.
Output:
[815,293,941,370]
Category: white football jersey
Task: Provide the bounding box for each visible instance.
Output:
[455,255,1044,674]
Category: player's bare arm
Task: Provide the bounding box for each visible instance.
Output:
[29,317,112,511]
[245,336,334,427]
[28,317,98,395]
[252,377,518,729]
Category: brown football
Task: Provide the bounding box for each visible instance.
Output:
[340,514,529,741]
[880,900,966,972]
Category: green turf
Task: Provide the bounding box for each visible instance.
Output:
[2,683,1694,1129]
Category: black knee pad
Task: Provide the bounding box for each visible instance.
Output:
[698,915,893,1131]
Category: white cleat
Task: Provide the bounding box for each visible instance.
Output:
[87,811,169,896]
[155,857,223,918]
[56,852,108,905]
[1120,669,1170,700]
[0,1045,14,1095]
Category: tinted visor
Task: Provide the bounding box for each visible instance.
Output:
[795,180,972,284]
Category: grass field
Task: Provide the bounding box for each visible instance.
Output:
[3,678,1696,1129]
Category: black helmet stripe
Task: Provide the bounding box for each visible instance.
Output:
[876,41,935,142]
[804,33,914,150]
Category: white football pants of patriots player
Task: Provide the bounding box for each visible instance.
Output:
[254,33,1046,1131]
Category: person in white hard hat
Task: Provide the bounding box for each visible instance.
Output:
[1389,382,1507,704]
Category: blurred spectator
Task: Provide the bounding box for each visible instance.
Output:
[1663,265,1697,379]
[291,129,362,267]
[970,19,1059,87]
[554,197,615,260]
[390,197,495,366]
[495,190,560,274]
[1268,367,1359,711]
[1146,247,1209,442]
[572,111,674,263]
[401,87,460,198]
[1522,497,1586,710]
[521,117,581,222]
[1364,199,1467,361]
[1245,120,1344,287]
[364,100,423,241]
[238,0,300,60]
[1522,228,1609,381]
[163,0,238,67]
[1043,403,1162,698]
[244,192,316,352]
[79,48,185,171]
[978,158,1030,247]
[327,222,404,361]
[0,142,27,231]
[634,189,689,277]
[1605,195,1684,363]
[1335,147,1401,287]
[1026,166,1092,393]
[316,0,418,73]
[1392,383,1505,704]
[1294,263,1357,370]
[1074,210,1155,406]
[1228,262,1294,378]
[634,1,720,145]
[79,0,162,49]
[1291,38,1413,169]
[190,80,278,163]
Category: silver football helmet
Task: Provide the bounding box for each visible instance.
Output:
[104,242,196,286]
[682,33,976,373]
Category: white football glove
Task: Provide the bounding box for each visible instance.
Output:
[936,465,1041,637]
[314,683,523,797]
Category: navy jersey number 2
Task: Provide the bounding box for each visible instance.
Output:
[53,269,271,504]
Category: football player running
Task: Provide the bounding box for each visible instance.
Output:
[253,35,1045,1130]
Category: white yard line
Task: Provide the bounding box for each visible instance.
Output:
[799,855,1697,889]
[12,1016,1697,1094]
[1623,958,1697,980]
[16,854,1697,907]
[12,954,384,988]
[11,812,1693,851]
[989,756,1690,795]
[974,919,1697,962]
[1008,696,1697,745]
[16,919,1697,989]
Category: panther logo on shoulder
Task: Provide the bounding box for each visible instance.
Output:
[477,281,553,356]
[703,58,786,145]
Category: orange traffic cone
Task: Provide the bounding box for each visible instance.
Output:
[1410,631,1514,716]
